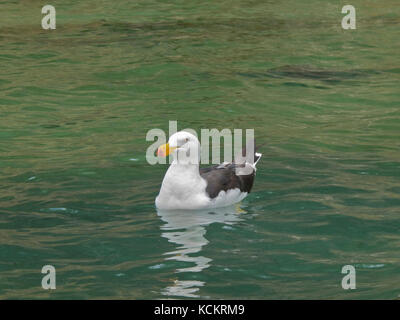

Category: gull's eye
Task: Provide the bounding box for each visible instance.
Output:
[185,138,189,142]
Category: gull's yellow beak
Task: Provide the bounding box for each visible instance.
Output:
[157,143,176,157]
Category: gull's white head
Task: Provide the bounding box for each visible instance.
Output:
[157,131,200,164]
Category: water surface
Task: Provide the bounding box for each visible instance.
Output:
[0,0,399,299]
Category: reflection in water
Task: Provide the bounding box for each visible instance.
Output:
[157,205,245,298]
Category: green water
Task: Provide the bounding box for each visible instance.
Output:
[1,0,399,299]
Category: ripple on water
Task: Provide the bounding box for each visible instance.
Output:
[40,208,79,214]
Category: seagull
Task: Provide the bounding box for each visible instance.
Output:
[155,131,262,210]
